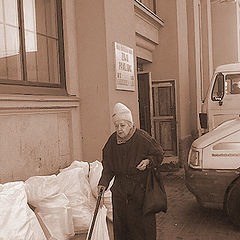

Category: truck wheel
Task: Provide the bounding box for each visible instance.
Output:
[225,179,240,227]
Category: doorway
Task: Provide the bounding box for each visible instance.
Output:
[152,80,177,156]
[137,73,177,156]
[137,72,153,136]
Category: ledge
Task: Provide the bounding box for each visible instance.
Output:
[0,94,80,111]
[134,0,164,61]
[134,0,164,28]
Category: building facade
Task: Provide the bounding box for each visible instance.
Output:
[0,0,239,183]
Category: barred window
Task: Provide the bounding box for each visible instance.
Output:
[0,0,66,95]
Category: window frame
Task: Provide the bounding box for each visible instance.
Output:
[137,0,157,14]
[0,0,67,96]
[211,73,224,101]
[225,73,240,95]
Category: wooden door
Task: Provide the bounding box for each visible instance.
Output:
[137,72,153,136]
[152,81,177,156]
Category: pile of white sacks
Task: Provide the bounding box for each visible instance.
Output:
[0,160,113,240]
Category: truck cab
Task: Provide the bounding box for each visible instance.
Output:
[185,117,240,226]
[200,63,240,133]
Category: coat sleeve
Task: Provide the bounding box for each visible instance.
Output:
[147,135,164,167]
[98,139,115,189]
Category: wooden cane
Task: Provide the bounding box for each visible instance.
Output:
[87,187,104,240]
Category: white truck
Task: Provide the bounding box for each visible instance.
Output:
[185,63,240,227]
[185,118,240,226]
[199,63,240,132]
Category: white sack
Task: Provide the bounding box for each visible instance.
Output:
[27,206,47,239]
[25,174,60,207]
[57,168,96,233]
[35,193,74,240]
[86,206,110,240]
[89,160,113,221]
[89,160,103,198]
[60,160,90,178]
[0,181,46,240]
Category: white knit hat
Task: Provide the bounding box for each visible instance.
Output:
[112,103,133,124]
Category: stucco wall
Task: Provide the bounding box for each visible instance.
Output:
[186,0,198,135]
[104,0,139,130]
[76,0,139,161]
[201,0,212,98]
[211,1,238,69]
[176,0,191,140]
[0,111,72,183]
[0,94,81,184]
[145,1,179,81]
[76,0,110,162]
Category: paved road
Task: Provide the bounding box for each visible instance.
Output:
[72,169,240,240]
[157,169,240,240]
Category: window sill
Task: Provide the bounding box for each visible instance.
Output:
[0,94,80,111]
[0,84,68,96]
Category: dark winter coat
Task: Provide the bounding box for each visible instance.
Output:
[98,128,164,240]
[99,128,164,191]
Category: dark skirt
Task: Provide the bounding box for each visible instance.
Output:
[111,184,156,240]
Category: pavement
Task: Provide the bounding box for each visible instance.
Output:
[71,168,240,240]
[157,168,240,240]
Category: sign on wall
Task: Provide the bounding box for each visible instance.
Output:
[114,42,135,91]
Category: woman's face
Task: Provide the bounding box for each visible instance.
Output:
[114,120,132,138]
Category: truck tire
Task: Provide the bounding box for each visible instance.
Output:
[225,179,240,227]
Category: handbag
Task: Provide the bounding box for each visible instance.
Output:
[143,167,167,215]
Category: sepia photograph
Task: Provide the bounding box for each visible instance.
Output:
[0,0,240,239]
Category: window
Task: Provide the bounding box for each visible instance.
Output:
[137,0,156,14]
[0,0,66,95]
[225,74,240,95]
[211,73,224,101]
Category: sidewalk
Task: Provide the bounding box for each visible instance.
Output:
[156,168,240,240]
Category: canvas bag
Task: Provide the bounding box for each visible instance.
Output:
[86,206,110,240]
[89,160,113,221]
[34,193,74,240]
[0,181,46,240]
[143,167,167,215]
[25,174,60,207]
[57,167,96,233]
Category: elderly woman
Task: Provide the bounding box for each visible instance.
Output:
[98,103,164,240]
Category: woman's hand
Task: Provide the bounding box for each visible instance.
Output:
[136,159,150,171]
